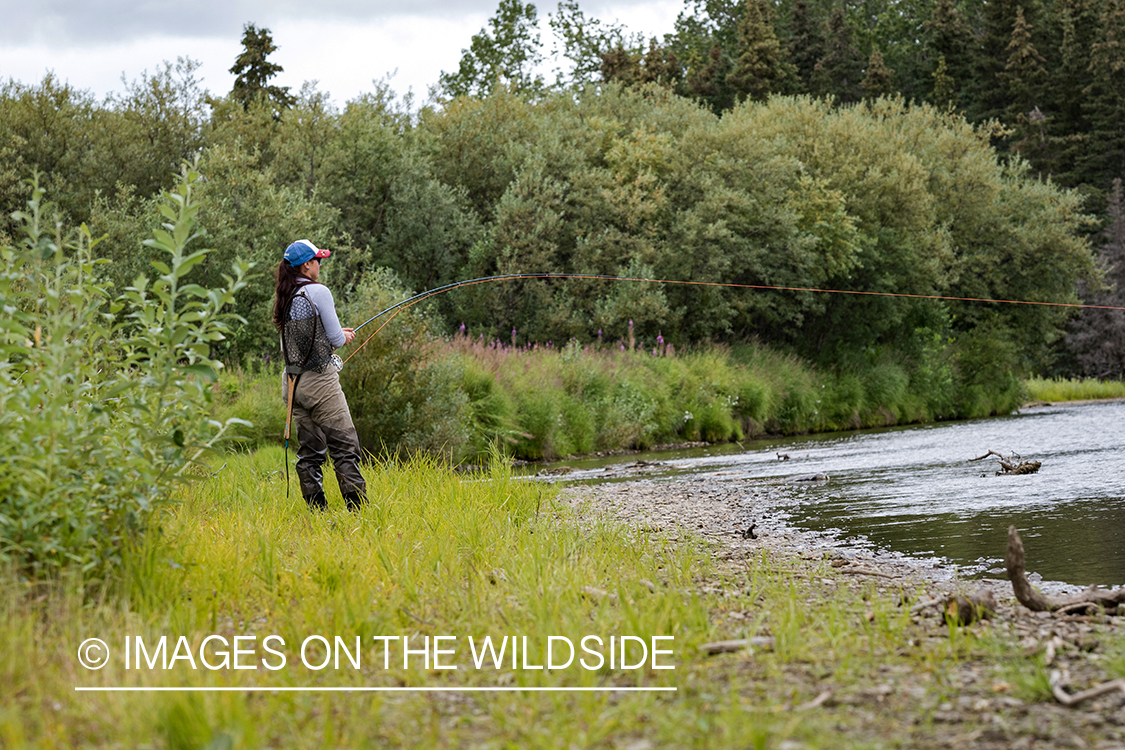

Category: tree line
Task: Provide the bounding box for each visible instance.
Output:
[445,0,1125,375]
[449,0,1124,203]
[0,5,1121,381]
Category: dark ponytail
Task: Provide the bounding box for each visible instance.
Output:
[273,260,304,331]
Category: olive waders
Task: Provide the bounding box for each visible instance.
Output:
[281,288,367,511]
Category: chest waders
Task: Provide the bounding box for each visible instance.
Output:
[280,290,335,500]
[280,288,367,511]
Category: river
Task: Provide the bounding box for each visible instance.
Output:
[535,400,1125,588]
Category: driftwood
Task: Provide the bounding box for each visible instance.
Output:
[699,637,776,655]
[1049,670,1125,707]
[792,690,833,711]
[1006,526,1125,615]
[969,450,1041,475]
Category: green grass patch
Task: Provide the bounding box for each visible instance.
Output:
[0,451,1019,748]
[1025,376,1125,403]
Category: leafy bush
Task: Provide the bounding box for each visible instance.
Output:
[212,326,1049,463]
[458,355,520,461]
[0,165,249,581]
[338,269,468,460]
[949,323,1025,417]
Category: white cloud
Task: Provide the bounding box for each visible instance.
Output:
[1,1,501,44]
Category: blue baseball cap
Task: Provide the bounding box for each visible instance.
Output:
[284,239,331,266]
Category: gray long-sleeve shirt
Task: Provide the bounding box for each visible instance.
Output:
[296,280,346,348]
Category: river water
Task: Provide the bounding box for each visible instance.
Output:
[537,400,1125,588]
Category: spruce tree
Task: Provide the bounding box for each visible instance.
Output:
[639,38,684,87]
[810,7,865,104]
[683,44,737,112]
[1066,178,1125,378]
[1003,8,1052,172]
[932,54,957,109]
[1052,0,1099,135]
[862,50,896,100]
[229,23,295,112]
[786,0,824,94]
[726,0,792,102]
[924,0,973,109]
[600,45,641,86]
[971,0,1042,122]
[1002,8,1048,120]
[1043,0,1100,187]
[1081,0,1125,189]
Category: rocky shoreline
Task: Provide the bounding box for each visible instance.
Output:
[556,473,1125,749]
[556,470,1085,598]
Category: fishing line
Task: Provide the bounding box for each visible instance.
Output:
[342,272,1125,364]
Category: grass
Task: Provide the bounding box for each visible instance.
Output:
[215,335,1029,463]
[1024,376,1125,403]
[1,450,1103,748]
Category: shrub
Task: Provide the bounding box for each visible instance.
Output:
[822,372,865,429]
[951,326,1025,417]
[0,165,250,581]
[458,355,520,462]
[338,269,469,460]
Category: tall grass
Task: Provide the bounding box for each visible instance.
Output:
[445,336,1020,461]
[2,451,1001,748]
[1025,376,1125,402]
[212,335,1027,463]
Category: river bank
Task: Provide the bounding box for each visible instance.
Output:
[558,474,1125,749]
[5,450,1121,749]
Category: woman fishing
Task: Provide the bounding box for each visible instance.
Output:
[273,239,367,512]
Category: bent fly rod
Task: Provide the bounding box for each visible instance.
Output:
[341,271,1125,366]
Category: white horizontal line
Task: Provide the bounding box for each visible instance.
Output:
[75,686,676,692]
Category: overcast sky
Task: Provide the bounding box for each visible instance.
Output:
[0,0,683,106]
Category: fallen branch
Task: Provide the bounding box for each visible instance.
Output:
[970,450,1041,475]
[909,597,944,615]
[1049,670,1125,707]
[699,637,776,655]
[793,690,833,711]
[1005,526,1055,611]
[837,566,899,579]
[1006,526,1125,614]
[1054,601,1098,617]
[1044,635,1064,666]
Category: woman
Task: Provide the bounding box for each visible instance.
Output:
[272,239,367,511]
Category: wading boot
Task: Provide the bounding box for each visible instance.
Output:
[343,490,367,512]
[304,490,327,512]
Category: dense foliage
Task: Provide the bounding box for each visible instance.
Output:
[456,0,1125,208]
[2,78,1096,363]
[0,3,1118,480]
[217,331,1025,464]
[0,166,249,580]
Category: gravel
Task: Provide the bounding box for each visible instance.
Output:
[555,470,1125,749]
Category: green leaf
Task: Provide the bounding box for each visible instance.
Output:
[181,363,219,382]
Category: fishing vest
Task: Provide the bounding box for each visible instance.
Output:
[281,289,336,375]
